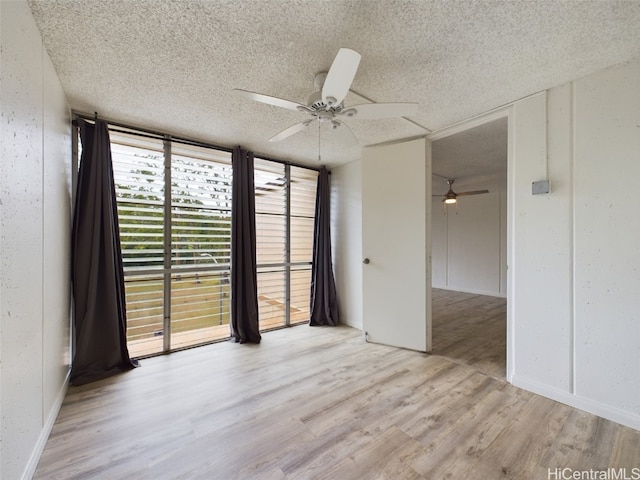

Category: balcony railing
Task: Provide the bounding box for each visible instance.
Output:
[125,270,231,358]
[125,266,311,358]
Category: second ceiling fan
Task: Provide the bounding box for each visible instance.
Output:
[434,179,489,204]
[234,48,419,144]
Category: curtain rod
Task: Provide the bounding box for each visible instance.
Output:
[72,111,323,172]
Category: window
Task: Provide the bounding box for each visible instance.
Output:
[254,160,319,330]
[289,166,318,324]
[169,142,233,351]
[111,132,166,357]
[255,158,287,330]
[94,123,318,357]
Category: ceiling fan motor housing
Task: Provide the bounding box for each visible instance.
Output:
[307,90,327,110]
[307,90,345,114]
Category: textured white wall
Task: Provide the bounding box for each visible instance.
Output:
[331,160,363,329]
[0,1,71,478]
[510,59,640,429]
[510,92,573,393]
[42,48,72,436]
[572,60,640,419]
[431,191,507,297]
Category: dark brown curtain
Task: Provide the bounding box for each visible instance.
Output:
[230,146,261,343]
[71,119,138,386]
[310,167,340,326]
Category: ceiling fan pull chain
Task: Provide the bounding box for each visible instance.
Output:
[318,118,322,163]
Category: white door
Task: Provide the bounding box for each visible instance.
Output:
[362,137,431,352]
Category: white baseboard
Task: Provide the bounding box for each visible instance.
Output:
[340,317,363,330]
[22,369,70,480]
[511,374,640,431]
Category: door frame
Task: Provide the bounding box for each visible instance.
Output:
[426,106,514,380]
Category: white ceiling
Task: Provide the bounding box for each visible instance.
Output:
[29,0,640,172]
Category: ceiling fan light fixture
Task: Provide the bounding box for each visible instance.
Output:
[433,177,489,204]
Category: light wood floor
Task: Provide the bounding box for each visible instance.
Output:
[431,288,506,378]
[34,290,639,479]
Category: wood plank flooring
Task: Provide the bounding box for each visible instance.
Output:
[34,290,639,479]
[431,288,506,378]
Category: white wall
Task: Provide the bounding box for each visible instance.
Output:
[510,59,640,429]
[331,159,363,329]
[573,60,640,417]
[0,1,72,478]
[431,191,507,297]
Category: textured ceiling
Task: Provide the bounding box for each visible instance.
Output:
[28,0,640,170]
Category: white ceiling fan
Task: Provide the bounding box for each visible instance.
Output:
[434,179,489,204]
[234,48,419,144]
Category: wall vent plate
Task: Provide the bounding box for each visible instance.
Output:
[532,180,550,195]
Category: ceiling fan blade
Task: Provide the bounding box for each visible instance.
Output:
[234,89,305,112]
[322,48,361,106]
[268,120,312,142]
[331,120,359,145]
[456,190,490,197]
[346,102,419,119]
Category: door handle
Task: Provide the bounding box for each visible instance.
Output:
[363,258,370,264]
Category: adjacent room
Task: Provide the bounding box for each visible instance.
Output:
[430,117,508,378]
[2,1,640,478]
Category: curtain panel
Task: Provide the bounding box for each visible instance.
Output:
[230,146,261,343]
[71,119,137,385]
[309,167,340,326]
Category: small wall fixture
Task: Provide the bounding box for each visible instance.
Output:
[532,180,551,195]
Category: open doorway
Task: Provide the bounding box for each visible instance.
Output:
[429,115,508,378]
